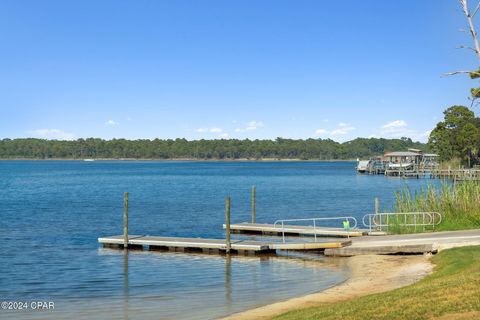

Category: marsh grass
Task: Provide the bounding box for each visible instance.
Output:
[383,213,434,234]
[437,157,462,170]
[392,181,480,232]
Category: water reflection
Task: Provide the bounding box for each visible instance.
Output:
[225,254,232,313]
[123,250,129,320]
[92,248,347,320]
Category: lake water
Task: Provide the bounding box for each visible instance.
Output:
[0,161,437,319]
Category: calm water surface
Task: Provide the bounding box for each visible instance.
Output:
[0,161,437,319]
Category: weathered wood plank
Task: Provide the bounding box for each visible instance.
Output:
[224,222,366,237]
[99,235,271,252]
[98,235,350,254]
[271,240,351,250]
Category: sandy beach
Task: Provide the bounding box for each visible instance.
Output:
[223,254,434,320]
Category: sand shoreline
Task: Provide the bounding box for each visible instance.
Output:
[222,254,433,320]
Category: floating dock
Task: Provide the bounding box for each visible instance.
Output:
[98,235,351,255]
[225,222,367,237]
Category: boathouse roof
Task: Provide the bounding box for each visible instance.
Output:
[384,151,420,157]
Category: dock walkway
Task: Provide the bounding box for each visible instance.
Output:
[99,230,480,256]
[225,222,367,237]
[98,235,351,254]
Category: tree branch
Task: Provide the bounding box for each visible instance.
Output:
[468,96,479,108]
[459,0,480,60]
[456,44,479,52]
[444,70,480,76]
[472,1,480,17]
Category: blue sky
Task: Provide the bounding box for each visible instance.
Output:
[0,0,478,142]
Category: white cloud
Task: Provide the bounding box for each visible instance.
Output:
[314,123,356,140]
[105,120,119,126]
[246,121,264,130]
[30,129,75,140]
[381,120,407,131]
[218,133,229,139]
[196,127,223,133]
[235,120,264,133]
[315,128,328,134]
[330,122,356,136]
[417,130,432,140]
[376,120,431,142]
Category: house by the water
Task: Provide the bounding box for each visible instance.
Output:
[357,149,438,175]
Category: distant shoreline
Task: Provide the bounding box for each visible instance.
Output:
[0,137,427,162]
[0,158,357,162]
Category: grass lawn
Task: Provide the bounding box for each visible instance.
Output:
[274,246,480,320]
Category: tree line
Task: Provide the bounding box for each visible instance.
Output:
[0,137,426,160]
[429,106,480,167]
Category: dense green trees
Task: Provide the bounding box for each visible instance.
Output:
[429,106,480,166]
[0,137,426,160]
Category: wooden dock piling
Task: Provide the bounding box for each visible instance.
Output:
[226,196,231,254]
[123,192,129,249]
[100,192,353,255]
[251,186,256,223]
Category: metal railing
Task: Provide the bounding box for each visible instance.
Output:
[362,212,442,232]
[273,216,358,243]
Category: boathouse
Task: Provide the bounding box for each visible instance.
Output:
[384,149,438,166]
[383,151,422,164]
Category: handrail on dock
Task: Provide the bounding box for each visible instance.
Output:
[362,212,442,232]
[273,216,358,243]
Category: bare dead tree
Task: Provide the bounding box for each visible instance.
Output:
[447,0,480,108]
[460,0,480,59]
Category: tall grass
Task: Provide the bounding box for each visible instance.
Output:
[392,180,480,232]
[437,157,462,169]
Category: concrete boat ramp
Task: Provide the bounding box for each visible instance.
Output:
[99,235,352,255]
[324,229,480,256]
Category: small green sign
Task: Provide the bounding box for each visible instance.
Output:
[343,220,350,230]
